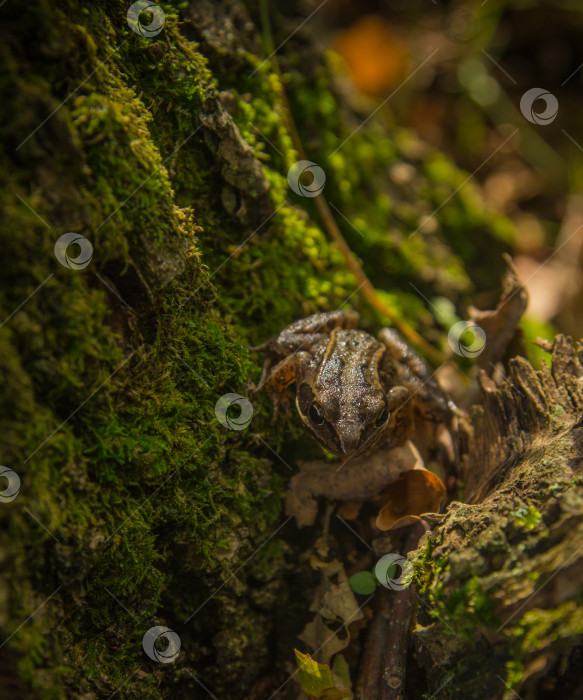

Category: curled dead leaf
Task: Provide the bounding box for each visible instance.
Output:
[468,254,528,371]
[374,469,446,531]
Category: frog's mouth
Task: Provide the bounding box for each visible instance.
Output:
[355,421,389,456]
[308,421,386,458]
[299,409,388,458]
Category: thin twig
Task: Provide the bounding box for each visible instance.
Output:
[356,594,390,699]
[357,521,429,699]
[258,0,445,365]
[380,521,428,699]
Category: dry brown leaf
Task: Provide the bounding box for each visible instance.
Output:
[468,253,528,370]
[374,469,446,531]
[299,559,364,666]
[286,441,423,527]
[298,619,350,668]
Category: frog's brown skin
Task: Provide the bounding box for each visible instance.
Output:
[254,310,453,458]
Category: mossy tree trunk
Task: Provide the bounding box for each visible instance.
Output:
[1,2,575,699]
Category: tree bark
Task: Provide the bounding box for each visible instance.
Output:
[410,336,583,699]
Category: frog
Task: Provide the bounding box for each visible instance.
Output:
[253,310,454,458]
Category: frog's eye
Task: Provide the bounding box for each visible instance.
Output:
[375,406,389,427]
[308,401,325,426]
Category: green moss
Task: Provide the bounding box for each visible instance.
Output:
[511,505,543,531]
[423,575,498,637]
[413,527,501,639]
[410,531,443,592]
[501,601,583,691]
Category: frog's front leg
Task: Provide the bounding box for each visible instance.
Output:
[253,310,359,390]
[253,310,359,416]
[254,310,359,357]
[378,327,452,422]
[258,351,311,418]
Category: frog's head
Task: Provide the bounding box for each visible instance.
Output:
[296,381,389,457]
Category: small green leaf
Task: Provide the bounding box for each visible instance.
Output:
[348,571,377,595]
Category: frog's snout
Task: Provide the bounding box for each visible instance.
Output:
[338,423,361,455]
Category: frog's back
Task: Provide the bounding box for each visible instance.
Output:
[314,328,384,391]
